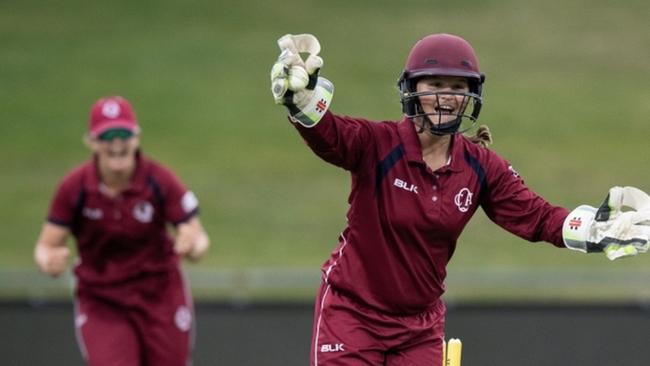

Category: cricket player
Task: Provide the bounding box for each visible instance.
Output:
[270,33,650,365]
[34,96,210,366]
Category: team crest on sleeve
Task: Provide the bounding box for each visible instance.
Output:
[508,165,520,178]
[454,187,473,212]
[181,191,199,213]
[133,201,154,223]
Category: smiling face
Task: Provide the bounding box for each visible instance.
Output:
[88,129,140,177]
[415,75,471,126]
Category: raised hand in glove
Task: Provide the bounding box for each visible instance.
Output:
[270,33,334,127]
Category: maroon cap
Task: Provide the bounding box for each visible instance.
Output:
[88,96,139,138]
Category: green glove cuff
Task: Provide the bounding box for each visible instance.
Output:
[603,243,639,260]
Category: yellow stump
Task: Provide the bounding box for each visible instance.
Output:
[444,338,462,366]
[442,340,446,366]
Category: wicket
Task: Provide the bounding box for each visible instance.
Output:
[442,338,462,366]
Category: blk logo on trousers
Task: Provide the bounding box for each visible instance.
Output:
[321,343,345,353]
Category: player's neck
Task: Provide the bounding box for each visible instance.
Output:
[419,133,451,172]
[98,161,136,197]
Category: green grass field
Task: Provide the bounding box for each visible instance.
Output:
[1,0,649,301]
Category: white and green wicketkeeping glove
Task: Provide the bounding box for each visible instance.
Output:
[270,34,334,127]
[562,186,650,260]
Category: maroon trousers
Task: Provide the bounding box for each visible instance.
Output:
[74,267,194,366]
[311,282,446,366]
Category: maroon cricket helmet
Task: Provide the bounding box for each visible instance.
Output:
[397,34,485,134]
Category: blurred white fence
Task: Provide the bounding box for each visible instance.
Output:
[2,267,649,303]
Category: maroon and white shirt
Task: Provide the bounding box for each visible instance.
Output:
[295,111,569,315]
[47,152,199,286]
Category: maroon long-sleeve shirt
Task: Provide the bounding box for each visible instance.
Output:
[295,111,569,314]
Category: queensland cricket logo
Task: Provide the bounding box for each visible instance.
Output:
[133,201,154,223]
[102,100,121,119]
[454,187,473,212]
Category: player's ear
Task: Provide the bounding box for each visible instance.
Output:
[83,133,97,151]
[131,133,141,145]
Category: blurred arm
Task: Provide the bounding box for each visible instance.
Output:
[34,223,71,277]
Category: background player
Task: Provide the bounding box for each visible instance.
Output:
[270,33,650,365]
[34,96,210,366]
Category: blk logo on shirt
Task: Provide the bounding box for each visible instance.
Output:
[82,207,103,220]
[394,178,418,194]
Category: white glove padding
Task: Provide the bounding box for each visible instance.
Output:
[563,186,650,260]
[270,33,334,127]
